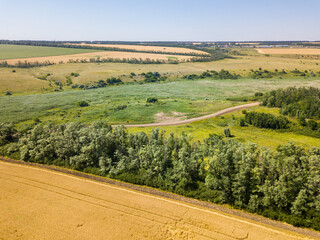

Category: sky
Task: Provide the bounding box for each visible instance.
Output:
[0,0,319,41]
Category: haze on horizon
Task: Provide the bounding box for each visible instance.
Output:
[0,0,319,42]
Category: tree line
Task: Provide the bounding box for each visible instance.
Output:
[261,87,320,119]
[0,60,55,68]
[1,122,320,230]
[183,69,240,80]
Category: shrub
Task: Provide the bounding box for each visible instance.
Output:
[77,101,89,107]
[224,128,231,137]
[146,97,158,103]
[113,105,127,111]
[0,123,17,146]
[71,72,79,77]
[239,118,246,127]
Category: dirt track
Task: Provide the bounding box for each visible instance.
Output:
[0,159,319,240]
[119,102,260,128]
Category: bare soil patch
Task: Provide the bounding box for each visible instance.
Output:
[155,111,186,123]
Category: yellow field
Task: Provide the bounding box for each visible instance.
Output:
[257,48,320,55]
[67,43,209,55]
[1,51,195,65]
[0,161,317,240]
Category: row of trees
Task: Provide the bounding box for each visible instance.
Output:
[1,122,320,230]
[183,69,240,80]
[71,77,123,90]
[0,60,55,68]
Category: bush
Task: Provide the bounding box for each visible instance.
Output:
[224,128,231,137]
[77,101,89,107]
[0,123,17,146]
[113,105,127,111]
[239,118,246,127]
[146,97,158,103]
[70,72,79,77]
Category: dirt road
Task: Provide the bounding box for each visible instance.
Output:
[1,159,319,240]
[119,102,260,128]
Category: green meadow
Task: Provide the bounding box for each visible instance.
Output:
[0,44,98,60]
[1,78,320,124]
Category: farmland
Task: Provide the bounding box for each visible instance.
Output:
[2,42,320,237]
[1,51,196,65]
[1,53,320,93]
[67,43,210,55]
[0,44,98,60]
[257,48,320,55]
[1,161,318,240]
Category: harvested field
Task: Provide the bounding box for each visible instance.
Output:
[0,160,318,240]
[257,48,320,55]
[67,43,210,55]
[1,51,195,65]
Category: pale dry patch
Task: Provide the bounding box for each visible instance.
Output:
[1,51,196,65]
[154,112,186,123]
[257,48,320,55]
[67,43,210,55]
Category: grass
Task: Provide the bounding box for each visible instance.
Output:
[1,53,320,93]
[0,44,99,60]
[128,106,320,149]
[2,78,320,126]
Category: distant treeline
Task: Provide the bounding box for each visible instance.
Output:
[1,122,320,231]
[0,58,180,69]
[67,57,182,64]
[183,68,320,81]
[71,77,124,90]
[0,60,55,68]
[183,69,240,80]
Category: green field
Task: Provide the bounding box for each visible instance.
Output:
[2,77,320,125]
[0,44,99,60]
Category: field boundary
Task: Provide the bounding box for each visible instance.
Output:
[0,157,319,239]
